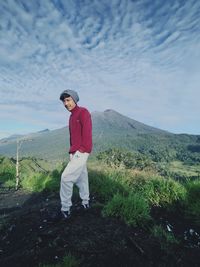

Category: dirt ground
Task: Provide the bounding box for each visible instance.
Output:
[0,189,200,267]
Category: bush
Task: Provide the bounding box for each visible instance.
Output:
[20,169,62,192]
[102,193,151,227]
[96,148,153,170]
[45,169,61,191]
[89,169,128,202]
[0,172,15,185]
[143,177,187,207]
[127,174,186,208]
[21,173,52,192]
[184,179,200,224]
[4,179,15,188]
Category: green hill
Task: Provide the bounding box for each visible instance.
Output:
[0,110,199,163]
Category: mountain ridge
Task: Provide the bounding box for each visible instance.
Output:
[0,109,199,160]
[0,109,169,143]
[92,109,171,134]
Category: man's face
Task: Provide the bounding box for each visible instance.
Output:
[63,96,76,111]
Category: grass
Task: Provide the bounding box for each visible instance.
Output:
[168,160,200,178]
[12,161,199,230]
[0,171,15,183]
[184,179,200,224]
[40,253,80,267]
[151,225,179,252]
[89,168,128,202]
[102,192,151,227]
[21,173,51,192]
[20,168,62,192]
[1,157,200,230]
[4,179,15,188]
[142,177,187,208]
[1,156,200,267]
[93,166,187,209]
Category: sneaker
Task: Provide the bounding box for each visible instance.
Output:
[73,203,90,214]
[82,203,90,210]
[61,210,71,219]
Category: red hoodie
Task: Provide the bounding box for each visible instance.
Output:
[69,105,92,154]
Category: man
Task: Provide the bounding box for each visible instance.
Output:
[59,89,92,219]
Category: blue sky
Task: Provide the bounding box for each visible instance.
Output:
[0,0,200,139]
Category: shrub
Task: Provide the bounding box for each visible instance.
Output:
[127,174,186,208]
[45,169,61,191]
[184,179,200,224]
[0,172,15,184]
[21,169,62,192]
[4,179,15,188]
[143,177,187,207]
[102,193,151,227]
[21,173,51,192]
[96,148,153,170]
[89,169,128,202]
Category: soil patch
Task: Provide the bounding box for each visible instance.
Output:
[0,190,200,267]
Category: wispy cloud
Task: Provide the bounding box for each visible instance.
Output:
[0,0,200,138]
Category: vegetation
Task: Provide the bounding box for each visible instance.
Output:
[102,193,151,227]
[0,156,61,190]
[0,110,200,164]
[89,167,128,202]
[40,253,80,267]
[151,225,179,251]
[97,148,154,170]
[0,110,200,266]
[0,156,15,186]
[0,142,200,266]
[134,176,186,207]
[184,179,200,224]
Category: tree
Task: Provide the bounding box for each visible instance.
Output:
[16,138,32,190]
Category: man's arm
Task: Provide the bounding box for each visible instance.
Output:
[79,109,92,153]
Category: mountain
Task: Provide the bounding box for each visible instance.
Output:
[92,109,169,134]
[0,110,199,161]
[0,134,24,143]
[0,129,50,144]
[37,129,50,134]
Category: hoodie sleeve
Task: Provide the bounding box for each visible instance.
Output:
[79,108,93,153]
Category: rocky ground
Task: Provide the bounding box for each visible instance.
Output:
[0,188,200,267]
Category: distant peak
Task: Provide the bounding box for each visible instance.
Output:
[37,129,50,133]
[104,109,115,113]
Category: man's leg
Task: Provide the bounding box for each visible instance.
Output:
[76,163,90,205]
[60,151,89,211]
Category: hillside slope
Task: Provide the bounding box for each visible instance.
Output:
[0,110,199,160]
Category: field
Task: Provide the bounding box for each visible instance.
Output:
[0,155,200,267]
[168,161,200,178]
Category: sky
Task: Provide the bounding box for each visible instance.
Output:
[0,0,200,139]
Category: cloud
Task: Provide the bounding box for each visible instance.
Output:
[0,0,200,138]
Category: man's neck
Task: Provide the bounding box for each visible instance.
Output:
[70,105,79,113]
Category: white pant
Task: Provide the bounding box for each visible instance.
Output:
[60,151,89,211]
